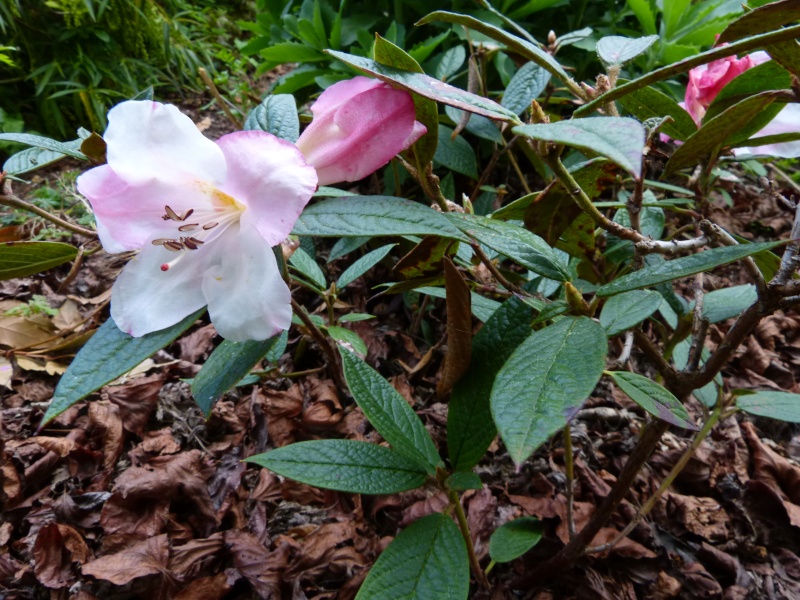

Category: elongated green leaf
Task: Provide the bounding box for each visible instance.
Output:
[598,241,784,297]
[42,310,205,424]
[339,348,441,473]
[737,391,800,422]
[0,242,78,280]
[435,45,466,80]
[417,11,570,84]
[356,513,468,600]
[374,35,439,166]
[246,440,428,494]
[289,247,327,290]
[258,42,326,62]
[502,62,551,115]
[446,472,483,491]
[293,196,468,241]
[596,35,659,66]
[0,133,87,160]
[325,50,520,123]
[608,371,697,430]
[665,92,778,175]
[626,0,657,35]
[600,289,662,335]
[489,517,544,563]
[448,214,571,282]
[449,297,534,472]
[698,284,757,324]
[718,0,800,43]
[337,244,396,289]
[514,118,645,178]
[192,336,279,416]
[435,125,478,178]
[444,105,503,142]
[3,145,73,176]
[491,317,607,465]
[416,286,502,322]
[326,325,367,355]
[617,84,697,141]
[243,94,300,143]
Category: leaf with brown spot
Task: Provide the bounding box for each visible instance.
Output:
[393,236,457,279]
[437,257,472,398]
[82,533,169,585]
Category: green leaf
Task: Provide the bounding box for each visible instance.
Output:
[338,313,376,323]
[42,310,205,424]
[489,517,544,563]
[289,247,327,290]
[325,50,520,123]
[337,244,396,289]
[258,42,326,62]
[600,289,663,336]
[416,11,570,84]
[596,35,659,66]
[448,297,534,472]
[448,214,571,282]
[355,513,469,600]
[293,196,468,241]
[491,317,607,465]
[626,0,657,35]
[718,0,800,43]
[416,286,502,323]
[597,241,784,297]
[617,84,697,141]
[339,347,441,473]
[434,125,479,178]
[608,371,698,430]
[435,45,466,80]
[514,118,646,178]
[444,105,503,143]
[446,471,483,491]
[737,391,800,423]
[0,133,87,160]
[502,62,551,115]
[191,336,279,416]
[0,242,78,281]
[327,325,367,355]
[699,284,757,324]
[246,440,428,494]
[373,35,439,166]
[673,339,719,408]
[243,94,300,143]
[3,145,75,176]
[664,92,778,176]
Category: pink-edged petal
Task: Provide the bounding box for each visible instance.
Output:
[77,164,218,252]
[215,131,317,246]
[309,76,384,116]
[202,222,291,342]
[110,244,207,337]
[733,103,800,158]
[104,100,226,186]
[296,85,424,185]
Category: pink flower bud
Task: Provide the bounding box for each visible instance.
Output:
[296,76,427,186]
[684,54,756,122]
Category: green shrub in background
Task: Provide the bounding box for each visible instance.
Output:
[0,0,249,139]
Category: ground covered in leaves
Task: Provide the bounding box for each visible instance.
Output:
[3,99,800,600]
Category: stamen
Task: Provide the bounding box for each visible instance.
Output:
[203,222,219,230]
[178,223,199,232]
[164,241,184,252]
[179,209,195,221]
[182,237,199,250]
[151,238,172,246]
[187,236,204,245]
[164,205,181,221]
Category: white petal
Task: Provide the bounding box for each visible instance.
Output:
[111,244,207,337]
[104,101,226,186]
[202,222,291,342]
[216,131,317,246]
[733,104,800,158]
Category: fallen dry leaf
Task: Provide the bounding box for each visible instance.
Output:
[82,533,169,585]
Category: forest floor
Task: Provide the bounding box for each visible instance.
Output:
[2,93,800,600]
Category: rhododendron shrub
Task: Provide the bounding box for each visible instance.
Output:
[5,2,800,597]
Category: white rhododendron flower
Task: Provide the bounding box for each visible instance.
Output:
[77,101,318,342]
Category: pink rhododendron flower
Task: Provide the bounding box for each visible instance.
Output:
[677,51,800,157]
[296,76,426,185]
[77,101,318,342]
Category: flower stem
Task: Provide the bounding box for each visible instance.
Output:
[0,186,97,239]
[448,489,490,589]
[290,298,345,389]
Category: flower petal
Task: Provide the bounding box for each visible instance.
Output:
[216,131,317,246]
[296,85,425,185]
[202,222,291,342]
[308,76,384,116]
[110,244,207,337]
[77,164,218,252]
[104,101,226,186]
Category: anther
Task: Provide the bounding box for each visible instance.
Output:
[151,238,171,246]
[164,241,184,251]
[164,205,181,221]
[180,209,194,221]
[178,223,199,232]
[203,222,219,230]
